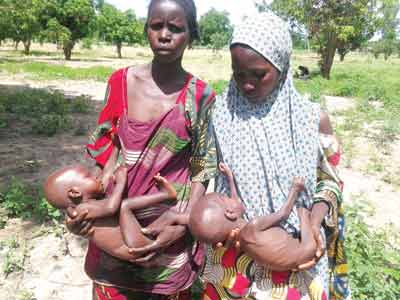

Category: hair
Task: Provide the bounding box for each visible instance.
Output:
[145,0,200,43]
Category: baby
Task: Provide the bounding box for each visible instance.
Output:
[43,164,177,261]
[188,163,317,271]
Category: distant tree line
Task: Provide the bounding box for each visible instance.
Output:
[0,0,145,60]
[0,0,234,59]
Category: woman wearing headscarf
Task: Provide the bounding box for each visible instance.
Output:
[201,12,350,300]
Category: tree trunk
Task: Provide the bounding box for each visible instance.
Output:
[23,40,31,55]
[319,37,337,79]
[63,40,75,60]
[117,43,122,59]
[14,40,20,50]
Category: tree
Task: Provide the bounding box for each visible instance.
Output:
[198,8,233,47]
[41,0,96,60]
[376,0,400,60]
[0,0,10,45]
[97,4,144,58]
[1,0,46,55]
[258,0,378,79]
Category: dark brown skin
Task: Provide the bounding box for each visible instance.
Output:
[230,44,280,103]
[189,163,316,271]
[224,44,333,269]
[66,0,208,263]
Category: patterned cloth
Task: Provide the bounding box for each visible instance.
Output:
[85,68,217,295]
[203,12,349,300]
[93,282,191,300]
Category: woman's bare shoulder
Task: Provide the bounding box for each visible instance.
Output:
[127,64,151,80]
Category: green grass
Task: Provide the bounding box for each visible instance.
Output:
[0,59,114,81]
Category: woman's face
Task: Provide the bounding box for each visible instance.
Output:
[230,45,280,103]
[147,0,190,64]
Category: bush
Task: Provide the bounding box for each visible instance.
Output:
[0,88,90,136]
[31,113,71,136]
[70,95,91,113]
[0,178,61,222]
[346,202,400,299]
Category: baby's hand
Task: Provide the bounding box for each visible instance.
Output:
[114,165,128,184]
[292,177,305,192]
[73,203,91,220]
[154,174,177,200]
[219,162,233,178]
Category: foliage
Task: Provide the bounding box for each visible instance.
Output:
[259,0,378,79]
[0,87,92,136]
[210,80,228,94]
[2,238,25,277]
[0,178,61,222]
[371,0,400,60]
[346,201,400,299]
[97,4,144,58]
[40,0,96,60]
[198,9,233,47]
[209,32,230,52]
[0,0,46,55]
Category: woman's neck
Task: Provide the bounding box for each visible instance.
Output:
[151,58,187,86]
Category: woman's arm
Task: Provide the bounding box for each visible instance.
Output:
[301,110,343,268]
[66,72,124,236]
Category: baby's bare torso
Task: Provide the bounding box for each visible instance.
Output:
[240,226,303,271]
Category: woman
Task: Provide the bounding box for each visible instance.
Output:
[67,0,217,299]
[202,12,350,300]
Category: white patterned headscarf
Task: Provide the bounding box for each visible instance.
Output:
[213,12,320,233]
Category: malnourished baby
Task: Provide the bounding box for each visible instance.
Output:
[188,163,316,271]
[43,164,177,261]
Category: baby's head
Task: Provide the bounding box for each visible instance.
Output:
[43,165,103,209]
[188,192,241,244]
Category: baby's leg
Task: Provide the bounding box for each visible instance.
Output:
[119,200,153,249]
[119,174,177,249]
[295,207,317,265]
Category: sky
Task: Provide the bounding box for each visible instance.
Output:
[106,0,261,25]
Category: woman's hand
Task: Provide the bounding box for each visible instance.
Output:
[215,228,241,249]
[128,225,186,263]
[65,207,94,238]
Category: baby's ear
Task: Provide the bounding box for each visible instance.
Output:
[67,187,82,203]
[224,208,240,221]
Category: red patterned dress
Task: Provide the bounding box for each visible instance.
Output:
[86,68,217,299]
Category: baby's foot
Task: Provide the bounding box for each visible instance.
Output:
[219,162,233,178]
[154,174,177,200]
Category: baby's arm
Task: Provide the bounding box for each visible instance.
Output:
[245,177,304,232]
[119,174,177,248]
[75,165,127,219]
[219,163,245,219]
